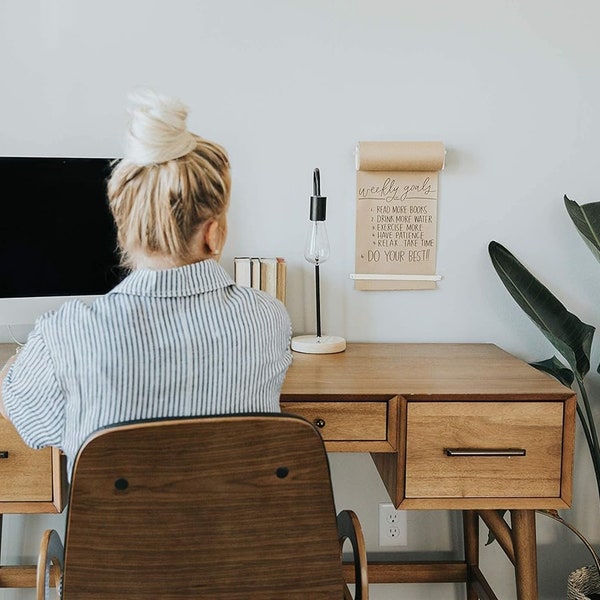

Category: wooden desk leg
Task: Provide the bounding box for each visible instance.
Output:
[463,510,479,600]
[510,509,538,600]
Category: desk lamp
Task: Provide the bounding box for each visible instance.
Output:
[291,168,346,354]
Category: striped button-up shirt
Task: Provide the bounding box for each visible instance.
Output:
[3,259,292,478]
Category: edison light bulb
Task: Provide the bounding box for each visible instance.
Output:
[304,220,330,265]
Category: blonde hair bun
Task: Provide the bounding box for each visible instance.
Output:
[124,88,197,166]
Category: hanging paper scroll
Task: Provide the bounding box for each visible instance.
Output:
[352,141,446,291]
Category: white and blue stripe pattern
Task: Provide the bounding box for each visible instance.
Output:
[3,259,292,478]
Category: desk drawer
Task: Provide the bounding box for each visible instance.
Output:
[0,419,54,502]
[280,401,388,441]
[405,401,565,499]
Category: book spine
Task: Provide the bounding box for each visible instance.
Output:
[233,257,251,287]
[250,257,261,290]
[260,258,277,298]
[276,257,286,304]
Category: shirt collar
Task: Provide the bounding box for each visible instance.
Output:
[109,259,234,298]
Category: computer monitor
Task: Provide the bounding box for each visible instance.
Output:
[0,156,124,328]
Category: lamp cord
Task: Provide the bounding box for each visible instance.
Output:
[6,326,25,348]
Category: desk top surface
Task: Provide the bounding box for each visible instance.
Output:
[281,342,574,400]
[1,342,573,400]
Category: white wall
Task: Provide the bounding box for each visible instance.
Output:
[2,1,600,597]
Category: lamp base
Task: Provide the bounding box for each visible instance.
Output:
[291,334,346,354]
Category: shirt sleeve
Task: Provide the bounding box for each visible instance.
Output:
[2,326,65,449]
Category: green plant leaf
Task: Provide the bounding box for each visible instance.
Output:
[529,357,575,387]
[565,195,600,264]
[488,241,595,379]
[485,510,507,546]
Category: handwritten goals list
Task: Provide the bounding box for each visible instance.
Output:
[354,141,445,290]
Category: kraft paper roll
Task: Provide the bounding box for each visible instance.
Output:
[354,140,444,291]
[356,141,445,172]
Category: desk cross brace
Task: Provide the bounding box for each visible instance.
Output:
[342,509,537,600]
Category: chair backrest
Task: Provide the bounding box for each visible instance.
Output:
[61,413,345,599]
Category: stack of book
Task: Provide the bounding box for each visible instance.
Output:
[233,257,287,304]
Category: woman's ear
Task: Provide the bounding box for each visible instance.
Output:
[204,219,223,256]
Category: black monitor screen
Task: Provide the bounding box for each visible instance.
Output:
[0,157,124,298]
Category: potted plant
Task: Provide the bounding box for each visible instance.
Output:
[488,195,600,599]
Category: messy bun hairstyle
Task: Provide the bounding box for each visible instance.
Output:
[107,88,231,269]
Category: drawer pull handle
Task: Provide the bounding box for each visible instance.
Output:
[445,448,526,457]
[0,451,8,459]
[314,418,326,428]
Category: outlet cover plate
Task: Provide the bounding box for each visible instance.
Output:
[378,502,407,546]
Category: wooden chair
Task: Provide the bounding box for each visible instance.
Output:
[36,413,368,599]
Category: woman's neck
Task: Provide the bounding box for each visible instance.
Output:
[131,252,212,271]
[127,225,222,271]
[133,255,182,270]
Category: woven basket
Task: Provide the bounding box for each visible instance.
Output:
[568,565,600,600]
[538,511,600,600]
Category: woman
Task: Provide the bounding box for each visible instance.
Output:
[0,88,292,478]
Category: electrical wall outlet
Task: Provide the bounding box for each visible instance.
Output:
[378,502,407,546]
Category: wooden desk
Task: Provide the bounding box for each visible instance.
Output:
[0,343,67,588]
[280,343,576,600]
[0,342,576,598]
